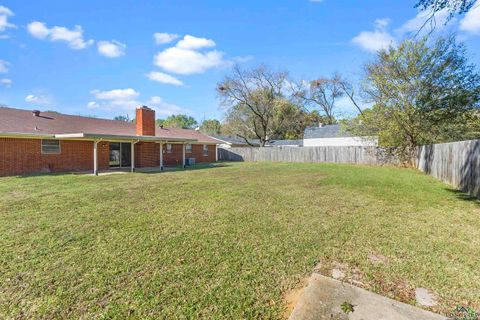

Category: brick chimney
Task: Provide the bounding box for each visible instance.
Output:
[136,106,156,136]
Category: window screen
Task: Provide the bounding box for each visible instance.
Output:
[203,144,209,156]
[166,144,172,153]
[186,144,192,153]
[41,140,61,154]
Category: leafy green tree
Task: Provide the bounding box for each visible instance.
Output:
[156,114,198,129]
[199,119,222,135]
[271,102,325,139]
[114,115,130,122]
[348,36,480,165]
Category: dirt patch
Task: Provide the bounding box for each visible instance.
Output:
[314,260,367,289]
[283,277,309,319]
[368,253,388,264]
[372,276,416,304]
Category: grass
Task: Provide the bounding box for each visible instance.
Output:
[0,162,479,319]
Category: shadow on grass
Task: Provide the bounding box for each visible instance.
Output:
[128,162,232,174]
[444,187,480,205]
[16,171,86,179]
[11,163,233,179]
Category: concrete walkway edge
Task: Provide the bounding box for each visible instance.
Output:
[289,273,447,320]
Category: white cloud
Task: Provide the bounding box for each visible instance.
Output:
[154,47,224,75]
[0,78,11,87]
[0,5,13,16]
[91,88,139,101]
[352,18,396,53]
[88,88,141,111]
[27,21,93,49]
[146,71,183,86]
[460,1,480,34]
[0,5,15,33]
[375,18,391,29]
[97,40,126,58]
[176,35,216,50]
[87,101,100,108]
[352,30,396,53]
[27,21,50,39]
[147,96,187,117]
[232,55,254,63]
[25,94,52,106]
[153,35,225,75]
[0,59,9,73]
[88,88,188,116]
[153,32,179,45]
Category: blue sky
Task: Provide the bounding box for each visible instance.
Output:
[0,0,479,121]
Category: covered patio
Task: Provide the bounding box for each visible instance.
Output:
[55,133,206,175]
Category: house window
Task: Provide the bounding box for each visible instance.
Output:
[41,139,61,154]
[166,144,172,153]
[203,144,209,156]
[186,144,192,153]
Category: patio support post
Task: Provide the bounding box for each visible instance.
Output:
[215,145,218,162]
[182,143,186,169]
[131,141,137,173]
[93,140,98,176]
[160,141,164,171]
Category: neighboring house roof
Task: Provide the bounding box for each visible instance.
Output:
[212,135,261,146]
[303,124,351,139]
[0,107,219,143]
[267,139,303,146]
[212,135,302,147]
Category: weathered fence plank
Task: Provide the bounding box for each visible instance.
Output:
[418,140,480,198]
[218,146,382,165]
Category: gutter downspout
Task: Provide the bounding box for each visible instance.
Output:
[182,142,186,169]
[159,141,164,171]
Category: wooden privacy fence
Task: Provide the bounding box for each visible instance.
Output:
[218,146,392,165]
[417,140,480,198]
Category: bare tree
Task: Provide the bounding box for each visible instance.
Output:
[337,79,365,117]
[294,74,348,124]
[218,65,288,147]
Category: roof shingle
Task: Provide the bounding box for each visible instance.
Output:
[303,124,350,139]
[0,107,219,143]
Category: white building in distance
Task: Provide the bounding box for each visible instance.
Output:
[303,124,377,147]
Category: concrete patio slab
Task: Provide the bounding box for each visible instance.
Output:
[289,274,447,320]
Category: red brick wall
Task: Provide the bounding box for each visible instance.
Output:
[135,142,160,168]
[0,138,217,176]
[162,143,216,166]
[162,143,184,166]
[187,144,216,163]
[0,138,109,176]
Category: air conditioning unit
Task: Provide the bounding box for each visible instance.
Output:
[185,157,196,166]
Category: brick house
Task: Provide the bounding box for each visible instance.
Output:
[0,106,221,177]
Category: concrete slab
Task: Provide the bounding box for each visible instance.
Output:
[289,274,447,320]
[415,288,438,307]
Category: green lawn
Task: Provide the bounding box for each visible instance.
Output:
[1,162,479,319]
